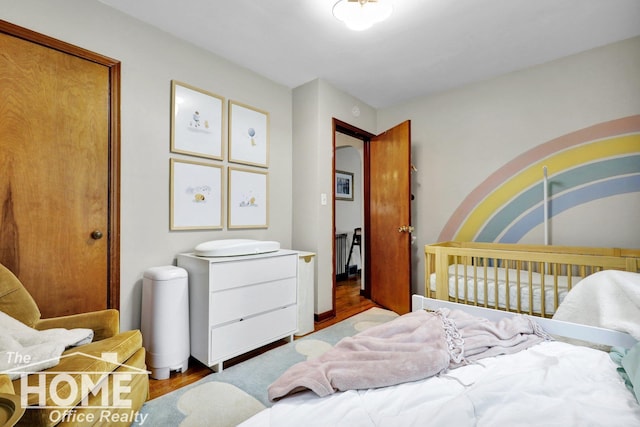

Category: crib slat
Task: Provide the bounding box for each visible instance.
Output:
[493,260,499,310]
[528,268,533,315]
[454,256,460,302]
[504,259,511,312]
[473,258,479,307]
[483,261,489,308]
[553,263,559,314]
[464,257,469,303]
[516,260,522,313]
[567,265,573,293]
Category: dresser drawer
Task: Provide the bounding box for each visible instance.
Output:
[209,277,296,326]
[209,254,296,291]
[209,305,297,364]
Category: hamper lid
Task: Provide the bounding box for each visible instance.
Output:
[143,266,188,281]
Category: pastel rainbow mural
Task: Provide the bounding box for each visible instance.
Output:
[438,115,640,243]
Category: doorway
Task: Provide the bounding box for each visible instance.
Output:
[335,139,367,316]
[333,122,373,319]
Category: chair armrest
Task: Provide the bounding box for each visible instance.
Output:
[0,374,15,394]
[34,309,120,341]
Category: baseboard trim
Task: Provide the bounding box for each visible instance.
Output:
[314,309,335,322]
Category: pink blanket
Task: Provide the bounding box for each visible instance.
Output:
[268,308,549,401]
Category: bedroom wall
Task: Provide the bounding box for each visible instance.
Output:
[1,0,294,331]
[378,36,640,296]
[292,79,376,315]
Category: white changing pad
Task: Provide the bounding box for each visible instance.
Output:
[194,239,280,257]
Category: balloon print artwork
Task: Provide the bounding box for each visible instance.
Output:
[229,101,269,167]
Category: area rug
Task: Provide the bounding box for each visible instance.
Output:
[132,307,398,427]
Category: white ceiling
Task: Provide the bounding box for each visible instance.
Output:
[99,0,640,109]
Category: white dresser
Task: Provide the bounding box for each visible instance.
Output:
[177,250,298,372]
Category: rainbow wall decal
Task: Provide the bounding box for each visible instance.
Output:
[438,115,640,243]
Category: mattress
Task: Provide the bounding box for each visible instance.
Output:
[240,341,640,426]
[429,265,582,315]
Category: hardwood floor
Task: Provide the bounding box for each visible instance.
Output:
[148,274,377,399]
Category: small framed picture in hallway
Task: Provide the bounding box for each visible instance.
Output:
[336,170,354,201]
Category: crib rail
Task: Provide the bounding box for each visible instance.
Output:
[425,241,640,317]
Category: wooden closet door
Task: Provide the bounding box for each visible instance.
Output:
[0,22,120,317]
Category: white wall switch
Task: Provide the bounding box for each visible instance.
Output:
[320,193,327,205]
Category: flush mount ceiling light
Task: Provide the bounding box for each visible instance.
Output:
[332,0,393,31]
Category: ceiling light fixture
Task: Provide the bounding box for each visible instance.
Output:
[332,0,393,31]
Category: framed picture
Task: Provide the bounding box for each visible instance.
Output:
[228,167,268,229]
[335,170,354,201]
[170,158,223,230]
[228,100,269,167]
[171,80,224,160]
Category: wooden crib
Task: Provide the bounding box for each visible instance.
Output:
[425,241,640,317]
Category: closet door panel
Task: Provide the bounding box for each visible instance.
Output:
[0,22,120,316]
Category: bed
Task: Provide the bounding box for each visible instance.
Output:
[425,241,640,316]
[239,270,640,426]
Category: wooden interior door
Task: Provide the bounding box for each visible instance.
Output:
[367,120,412,314]
[0,21,120,317]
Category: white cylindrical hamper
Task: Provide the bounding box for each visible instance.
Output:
[141,265,190,379]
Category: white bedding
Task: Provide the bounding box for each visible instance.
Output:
[429,265,582,315]
[0,310,94,379]
[552,270,640,340]
[240,341,640,426]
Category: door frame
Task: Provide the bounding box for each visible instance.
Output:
[0,20,121,309]
[332,119,375,313]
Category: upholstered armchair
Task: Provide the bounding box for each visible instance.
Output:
[0,263,149,426]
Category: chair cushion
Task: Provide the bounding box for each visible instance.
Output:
[0,263,41,327]
[0,373,14,394]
